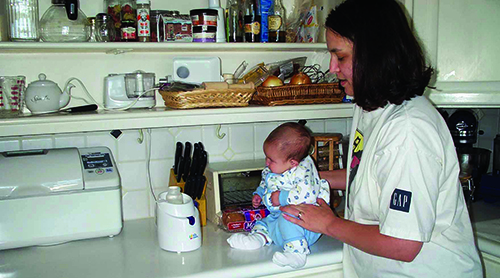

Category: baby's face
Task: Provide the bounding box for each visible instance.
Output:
[264,142,294,174]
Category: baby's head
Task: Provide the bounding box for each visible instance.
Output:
[263,122,312,174]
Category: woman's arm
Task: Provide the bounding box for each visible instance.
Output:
[320,168,347,190]
[281,199,423,262]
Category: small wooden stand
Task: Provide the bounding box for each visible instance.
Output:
[311,133,343,171]
[168,168,207,227]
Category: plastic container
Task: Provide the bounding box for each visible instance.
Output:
[166,186,184,204]
[192,25,217,42]
[190,9,218,26]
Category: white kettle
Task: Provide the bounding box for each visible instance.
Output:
[24,73,75,114]
[157,188,202,252]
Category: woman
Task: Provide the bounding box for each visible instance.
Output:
[280,0,482,277]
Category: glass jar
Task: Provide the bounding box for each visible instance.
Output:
[136,0,151,42]
[6,0,40,41]
[96,13,115,42]
[120,0,137,41]
[104,0,121,42]
[39,0,90,42]
[88,17,98,42]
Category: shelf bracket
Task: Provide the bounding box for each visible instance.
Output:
[106,48,133,55]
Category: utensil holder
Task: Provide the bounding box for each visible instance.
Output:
[168,168,207,226]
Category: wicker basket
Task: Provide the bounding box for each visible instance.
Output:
[252,83,345,106]
[160,88,255,109]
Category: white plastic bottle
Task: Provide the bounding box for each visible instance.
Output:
[208,0,227,42]
[166,186,184,204]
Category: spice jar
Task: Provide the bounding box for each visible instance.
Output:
[88,17,98,42]
[96,13,116,42]
[120,0,137,41]
[104,0,121,41]
[136,0,151,42]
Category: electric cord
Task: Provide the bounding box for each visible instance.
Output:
[63,77,159,111]
[145,128,157,203]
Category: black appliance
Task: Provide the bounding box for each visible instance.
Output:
[447,109,478,147]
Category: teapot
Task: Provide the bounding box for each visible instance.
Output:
[25,73,75,114]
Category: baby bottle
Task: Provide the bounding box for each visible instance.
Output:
[166,186,184,204]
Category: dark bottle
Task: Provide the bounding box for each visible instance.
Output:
[494,134,500,176]
[226,0,243,42]
[243,0,261,42]
[120,0,137,41]
[268,0,286,42]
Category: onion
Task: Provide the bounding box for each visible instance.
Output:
[290,72,312,85]
[262,75,284,87]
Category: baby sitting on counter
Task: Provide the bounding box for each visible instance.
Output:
[227,122,330,269]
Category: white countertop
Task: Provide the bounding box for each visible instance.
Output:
[0,218,343,278]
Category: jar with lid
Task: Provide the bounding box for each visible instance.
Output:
[104,0,121,41]
[7,0,40,41]
[96,13,116,42]
[120,0,137,41]
[136,0,151,42]
[39,0,90,42]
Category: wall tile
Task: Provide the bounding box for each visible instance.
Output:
[305,120,326,133]
[325,118,349,135]
[86,131,118,159]
[175,126,203,146]
[202,124,229,156]
[0,138,20,152]
[150,128,175,160]
[229,123,254,154]
[122,190,150,220]
[21,136,53,150]
[149,159,171,188]
[117,129,147,162]
[118,161,148,191]
[54,133,86,148]
[254,122,278,152]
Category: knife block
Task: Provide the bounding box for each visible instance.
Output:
[168,168,207,227]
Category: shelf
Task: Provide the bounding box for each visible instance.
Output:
[0,42,328,54]
[0,103,354,137]
[426,81,500,108]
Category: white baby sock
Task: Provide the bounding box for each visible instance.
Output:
[227,233,266,250]
[272,252,307,269]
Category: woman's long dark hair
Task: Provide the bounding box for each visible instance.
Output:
[325,0,434,111]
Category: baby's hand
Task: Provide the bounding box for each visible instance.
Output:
[271,191,280,206]
[252,194,262,208]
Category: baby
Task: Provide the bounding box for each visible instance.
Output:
[227,122,330,269]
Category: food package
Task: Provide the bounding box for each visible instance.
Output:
[218,206,270,232]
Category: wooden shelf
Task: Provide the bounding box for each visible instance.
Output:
[0,103,354,137]
[0,42,328,54]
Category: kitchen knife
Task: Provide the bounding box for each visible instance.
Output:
[191,143,200,176]
[182,142,192,182]
[195,150,208,199]
[174,142,183,175]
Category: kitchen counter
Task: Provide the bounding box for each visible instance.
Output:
[0,218,343,278]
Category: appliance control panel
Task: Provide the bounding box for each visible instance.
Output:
[79,147,120,190]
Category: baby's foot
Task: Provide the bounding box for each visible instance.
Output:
[227,233,266,250]
[272,252,307,269]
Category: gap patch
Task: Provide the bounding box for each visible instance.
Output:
[390,189,412,213]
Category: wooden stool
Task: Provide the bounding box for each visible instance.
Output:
[311,133,343,171]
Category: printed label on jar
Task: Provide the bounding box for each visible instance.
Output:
[121,27,137,39]
[244,22,261,35]
[268,15,282,31]
[192,32,216,42]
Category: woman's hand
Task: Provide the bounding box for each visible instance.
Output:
[280,198,337,234]
[271,191,280,206]
[252,194,262,208]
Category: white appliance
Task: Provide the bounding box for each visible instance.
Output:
[104,71,156,109]
[172,57,222,84]
[0,147,123,250]
[157,190,202,252]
